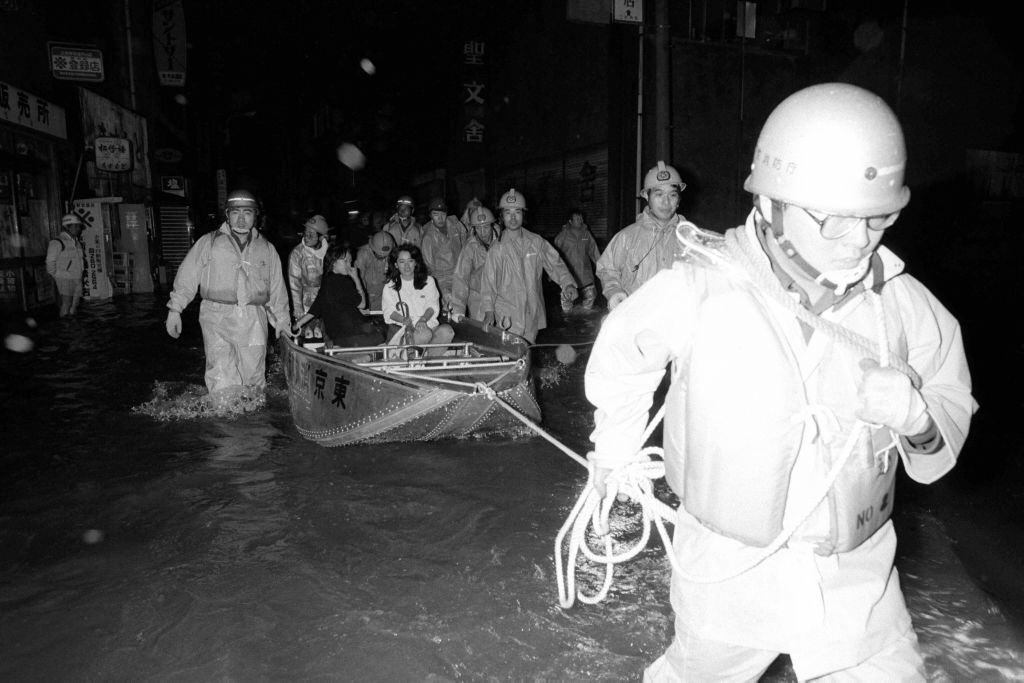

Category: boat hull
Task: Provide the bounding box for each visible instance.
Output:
[281,319,541,446]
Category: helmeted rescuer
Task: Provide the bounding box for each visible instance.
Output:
[355,230,396,311]
[478,189,577,342]
[553,209,602,311]
[288,214,330,338]
[595,160,688,310]
[165,189,290,398]
[384,194,422,247]
[450,205,497,320]
[46,212,86,318]
[586,83,977,680]
[420,196,468,307]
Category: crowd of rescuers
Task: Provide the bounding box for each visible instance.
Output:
[163,163,690,397]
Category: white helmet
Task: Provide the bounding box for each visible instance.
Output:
[743,83,910,216]
[61,213,83,227]
[640,161,685,198]
[498,188,527,211]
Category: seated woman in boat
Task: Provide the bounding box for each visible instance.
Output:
[292,246,382,349]
[381,244,454,354]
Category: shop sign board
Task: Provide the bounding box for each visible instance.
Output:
[161,175,186,197]
[49,42,105,82]
[95,136,133,172]
[153,0,187,87]
[0,81,68,139]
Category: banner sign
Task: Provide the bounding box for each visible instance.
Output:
[72,200,114,300]
[49,42,104,82]
[153,0,187,87]
[0,81,68,139]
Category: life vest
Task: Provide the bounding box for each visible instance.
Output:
[663,241,905,554]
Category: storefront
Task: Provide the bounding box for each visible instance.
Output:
[0,80,68,312]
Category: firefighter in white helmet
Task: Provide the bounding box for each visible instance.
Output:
[384,194,422,247]
[420,197,468,308]
[46,213,86,318]
[287,213,330,338]
[595,160,688,310]
[354,230,396,311]
[450,206,497,321]
[478,189,577,342]
[165,189,290,400]
[586,84,977,680]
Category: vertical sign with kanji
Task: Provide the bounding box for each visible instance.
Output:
[153,0,187,87]
[459,38,487,154]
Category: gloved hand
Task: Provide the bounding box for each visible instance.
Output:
[561,284,578,304]
[165,310,182,338]
[482,312,496,327]
[607,292,627,310]
[856,358,931,435]
[449,311,464,323]
[291,322,302,335]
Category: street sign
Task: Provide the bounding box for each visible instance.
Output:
[94,137,133,172]
[49,43,104,82]
[613,0,643,24]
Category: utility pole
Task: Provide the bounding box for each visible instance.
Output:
[654,0,671,163]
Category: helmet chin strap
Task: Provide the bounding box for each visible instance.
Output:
[761,199,870,296]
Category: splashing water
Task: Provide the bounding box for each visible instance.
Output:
[132,380,267,421]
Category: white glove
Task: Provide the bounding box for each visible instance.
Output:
[856,359,931,435]
[165,310,182,338]
[607,292,627,310]
[561,284,578,303]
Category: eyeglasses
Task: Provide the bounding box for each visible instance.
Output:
[790,205,899,240]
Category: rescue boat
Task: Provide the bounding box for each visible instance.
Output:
[280,318,540,446]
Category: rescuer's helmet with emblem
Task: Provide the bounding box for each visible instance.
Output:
[498,188,526,211]
[640,161,685,199]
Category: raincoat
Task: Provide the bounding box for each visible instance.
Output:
[354,243,389,311]
[595,208,685,302]
[384,215,422,248]
[478,228,575,343]
[553,221,601,289]
[45,231,85,285]
[287,239,327,319]
[420,216,468,305]
[585,217,976,679]
[449,234,490,320]
[167,223,289,395]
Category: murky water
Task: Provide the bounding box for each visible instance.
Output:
[2,294,1022,681]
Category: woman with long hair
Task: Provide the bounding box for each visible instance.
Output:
[292,245,380,348]
[381,244,454,353]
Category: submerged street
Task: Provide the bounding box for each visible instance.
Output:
[1,294,1023,681]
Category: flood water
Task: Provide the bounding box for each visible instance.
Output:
[2,293,1023,681]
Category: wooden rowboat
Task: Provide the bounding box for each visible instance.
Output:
[280,318,541,446]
